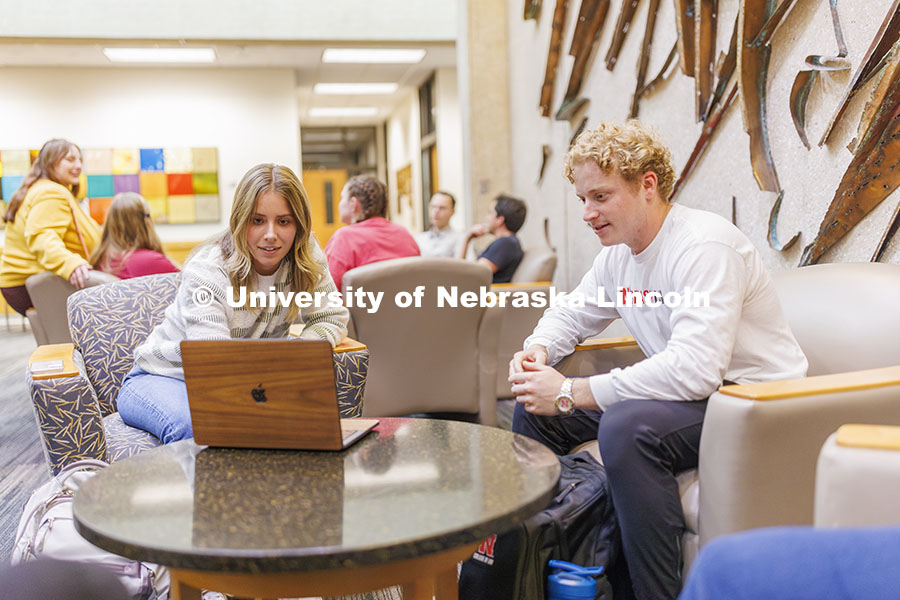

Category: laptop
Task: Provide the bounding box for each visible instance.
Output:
[180,339,378,450]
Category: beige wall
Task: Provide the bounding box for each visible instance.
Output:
[0,66,299,243]
[506,0,900,288]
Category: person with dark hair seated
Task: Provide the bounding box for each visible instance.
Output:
[458,194,527,283]
[679,525,900,600]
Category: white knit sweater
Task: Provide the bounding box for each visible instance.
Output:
[134,240,349,379]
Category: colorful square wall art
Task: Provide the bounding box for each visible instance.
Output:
[0,146,220,225]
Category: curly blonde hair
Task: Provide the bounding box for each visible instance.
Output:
[564,120,676,201]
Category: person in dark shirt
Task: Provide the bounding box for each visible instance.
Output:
[458,194,527,283]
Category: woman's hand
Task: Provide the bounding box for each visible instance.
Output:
[69,264,92,289]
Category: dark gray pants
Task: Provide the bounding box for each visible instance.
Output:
[512,398,708,600]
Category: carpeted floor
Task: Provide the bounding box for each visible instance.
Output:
[0,328,44,562]
[0,319,516,598]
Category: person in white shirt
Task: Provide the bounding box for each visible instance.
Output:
[415,191,463,258]
[508,120,808,600]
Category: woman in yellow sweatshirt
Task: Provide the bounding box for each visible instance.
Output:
[0,139,101,316]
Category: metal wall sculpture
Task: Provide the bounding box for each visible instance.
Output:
[529,0,900,264]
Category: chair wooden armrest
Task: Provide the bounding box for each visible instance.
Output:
[333,337,366,353]
[557,336,644,377]
[698,378,900,546]
[815,425,900,528]
[718,366,900,400]
[834,424,900,451]
[574,336,638,351]
[28,343,80,380]
[491,281,553,290]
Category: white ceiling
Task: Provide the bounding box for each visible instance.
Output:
[0,41,457,126]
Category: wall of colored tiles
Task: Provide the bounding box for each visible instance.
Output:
[0,147,220,225]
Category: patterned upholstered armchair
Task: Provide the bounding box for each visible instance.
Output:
[27,272,369,475]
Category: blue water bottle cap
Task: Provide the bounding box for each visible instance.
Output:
[548,559,605,577]
[547,572,597,600]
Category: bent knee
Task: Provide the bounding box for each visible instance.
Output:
[596,401,658,466]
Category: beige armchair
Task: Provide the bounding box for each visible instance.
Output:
[493,246,558,399]
[556,262,900,569]
[814,424,900,528]
[510,246,557,284]
[342,256,502,425]
[25,270,120,345]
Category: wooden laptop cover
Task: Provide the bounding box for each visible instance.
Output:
[181,339,344,450]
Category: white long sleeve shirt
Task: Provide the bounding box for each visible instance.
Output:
[525,204,808,411]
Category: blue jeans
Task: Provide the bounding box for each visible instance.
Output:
[117,364,193,444]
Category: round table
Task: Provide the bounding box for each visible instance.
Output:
[73,417,560,599]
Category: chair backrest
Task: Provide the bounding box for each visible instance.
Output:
[67,273,181,415]
[25,270,120,345]
[342,257,500,422]
[772,262,900,376]
[511,246,557,283]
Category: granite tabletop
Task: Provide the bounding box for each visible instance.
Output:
[73,417,560,573]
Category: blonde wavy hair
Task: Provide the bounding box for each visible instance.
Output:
[90,192,166,274]
[564,120,676,201]
[211,164,322,322]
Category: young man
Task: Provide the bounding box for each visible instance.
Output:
[458,194,527,283]
[415,191,463,258]
[508,121,807,600]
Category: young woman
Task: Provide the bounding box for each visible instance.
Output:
[90,192,179,279]
[323,175,420,290]
[117,163,349,443]
[0,139,101,315]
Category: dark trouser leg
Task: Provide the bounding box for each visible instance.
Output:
[597,399,707,600]
[1,285,32,316]
[511,401,603,455]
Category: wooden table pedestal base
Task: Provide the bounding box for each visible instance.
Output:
[170,543,479,600]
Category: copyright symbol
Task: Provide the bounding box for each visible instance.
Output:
[192,286,214,307]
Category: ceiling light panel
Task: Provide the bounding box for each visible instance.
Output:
[308,107,379,118]
[103,47,216,63]
[321,48,426,64]
[313,83,398,95]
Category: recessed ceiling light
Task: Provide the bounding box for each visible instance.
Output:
[309,107,379,118]
[321,48,425,64]
[103,47,216,63]
[313,83,399,95]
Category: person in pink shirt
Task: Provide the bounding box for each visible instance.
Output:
[90,192,179,280]
[324,176,419,290]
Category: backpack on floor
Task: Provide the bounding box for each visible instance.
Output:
[12,459,170,600]
[458,451,618,600]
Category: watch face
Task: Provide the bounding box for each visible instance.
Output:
[556,395,574,414]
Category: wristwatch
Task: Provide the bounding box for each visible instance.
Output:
[555,378,576,415]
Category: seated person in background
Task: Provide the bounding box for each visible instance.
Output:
[415,191,463,258]
[0,139,101,315]
[90,192,179,279]
[324,175,420,290]
[508,120,807,600]
[117,163,349,444]
[458,194,527,283]
[679,525,900,600]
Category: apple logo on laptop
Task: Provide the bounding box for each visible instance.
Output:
[251,384,268,403]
